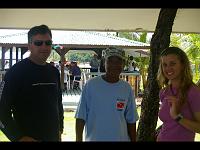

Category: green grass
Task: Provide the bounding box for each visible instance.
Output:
[1,109,200,141]
[0,130,9,141]
[62,112,76,141]
[0,112,77,142]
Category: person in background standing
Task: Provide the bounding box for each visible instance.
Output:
[90,53,100,72]
[4,61,9,71]
[0,24,64,141]
[90,53,100,77]
[100,50,106,72]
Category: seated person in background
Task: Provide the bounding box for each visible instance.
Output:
[69,61,81,89]
[128,61,139,72]
[128,62,136,72]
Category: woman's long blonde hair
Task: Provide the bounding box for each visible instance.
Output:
[157,47,194,105]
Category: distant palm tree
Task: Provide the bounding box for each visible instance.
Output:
[184,34,200,82]
[170,33,200,82]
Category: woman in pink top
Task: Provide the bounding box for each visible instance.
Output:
[156,47,200,141]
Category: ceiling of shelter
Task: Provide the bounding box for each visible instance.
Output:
[0,9,200,33]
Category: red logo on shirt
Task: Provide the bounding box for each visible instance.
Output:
[116,101,125,110]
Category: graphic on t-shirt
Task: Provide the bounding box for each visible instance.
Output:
[116,99,126,111]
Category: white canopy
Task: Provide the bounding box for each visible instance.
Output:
[0,9,199,33]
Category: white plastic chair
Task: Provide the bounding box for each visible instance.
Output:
[64,70,71,91]
[72,75,82,90]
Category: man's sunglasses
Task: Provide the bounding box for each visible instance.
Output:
[33,40,52,46]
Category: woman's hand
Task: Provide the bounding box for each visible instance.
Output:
[165,95,181,119]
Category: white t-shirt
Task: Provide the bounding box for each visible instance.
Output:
[75,76,139,141]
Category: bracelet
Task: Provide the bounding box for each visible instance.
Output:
[175,114,183,122]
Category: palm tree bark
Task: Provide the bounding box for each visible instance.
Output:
[136,8,177,141]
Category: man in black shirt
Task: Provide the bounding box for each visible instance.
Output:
[0,25,64,141]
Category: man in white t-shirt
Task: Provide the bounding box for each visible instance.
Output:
[75,47,139,141]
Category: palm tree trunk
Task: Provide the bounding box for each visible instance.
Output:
[136,8,177,141]
[140,68,147,90]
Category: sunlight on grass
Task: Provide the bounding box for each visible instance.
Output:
[0,131,9,141]
[62,108,200,141]
[62,112,76,141]
[195,133,200,141]
[0,108,200,142]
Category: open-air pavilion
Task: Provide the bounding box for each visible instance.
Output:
[0,8,199,105]
[0,9,199,67]
[0,30,150,92]
[0,9,199,72]
[0,8,200,141]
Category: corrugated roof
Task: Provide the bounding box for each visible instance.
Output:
[0,30,149,47]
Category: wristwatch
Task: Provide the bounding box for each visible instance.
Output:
[175,114,184,122]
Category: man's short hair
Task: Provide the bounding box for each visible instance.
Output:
[28,24,52,43]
